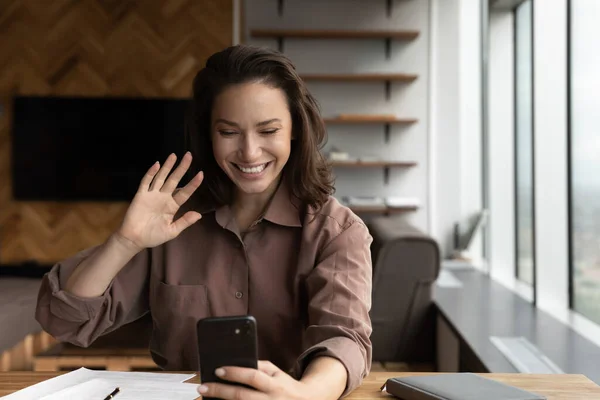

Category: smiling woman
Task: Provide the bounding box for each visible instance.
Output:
[35,44,373,400]
[210,83,293,225]
[186,46,333,218]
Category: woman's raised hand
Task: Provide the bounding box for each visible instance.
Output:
[116,152,204,252]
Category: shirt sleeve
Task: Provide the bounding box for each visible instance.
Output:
[294,219,373,397]
[35,244,151,347]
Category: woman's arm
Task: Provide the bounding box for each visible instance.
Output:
[64,232,142,297]
[36,153,203,347]
[35,240,152,348]
[294,218,374,397]
[300,356,348,399]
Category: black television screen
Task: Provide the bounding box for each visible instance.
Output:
[11,96,189,201]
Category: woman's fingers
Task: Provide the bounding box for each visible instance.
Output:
[258,361,280,377]
[200,366,272,394]
[161,151,192,193]
[198,382,264,400]
[149,153,177,191]
[171,211,202,236]
[173,171,204,206]
[138,161,160,191]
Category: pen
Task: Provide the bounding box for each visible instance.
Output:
[102,387,120,400]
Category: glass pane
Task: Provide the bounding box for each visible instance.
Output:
[515,0,534,285]
[570,0,600,324]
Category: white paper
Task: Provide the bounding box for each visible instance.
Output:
[39,378,116,400]
[38,377,199,400]
[0,368,197,400]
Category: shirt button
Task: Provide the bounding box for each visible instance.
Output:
[235,291,243,299]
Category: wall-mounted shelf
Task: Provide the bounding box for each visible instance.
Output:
[251,29,419,56]
[301,73,417,100]
[330,160,416,168]
[325,115,418,142]
[251,29,419,40]
[277,1,400,24]
[301,73,417,82]
[330,160,417,184]
[350,205,419,215]
[324,115,419,124]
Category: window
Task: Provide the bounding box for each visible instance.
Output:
[569,0,600,324]
[515,0,534,285]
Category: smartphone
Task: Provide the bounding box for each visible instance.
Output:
[196,315,258,398]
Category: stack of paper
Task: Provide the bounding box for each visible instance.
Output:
[1,368,198,400]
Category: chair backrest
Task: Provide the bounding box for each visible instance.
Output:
[367,216,440,362]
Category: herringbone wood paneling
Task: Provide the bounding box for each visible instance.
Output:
[0,0,233,264]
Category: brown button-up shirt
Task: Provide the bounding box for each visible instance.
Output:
[35,183,373,396]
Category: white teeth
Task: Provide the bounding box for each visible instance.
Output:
[237,163,267,174]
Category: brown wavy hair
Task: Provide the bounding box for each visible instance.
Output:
[185,44,334,211]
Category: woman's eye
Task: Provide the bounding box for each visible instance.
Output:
[219,130,237,136]
[261,129,279,135]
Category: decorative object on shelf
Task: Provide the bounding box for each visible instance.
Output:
[450,210,489,262]
[327,147,352,161]
[340,196,419,216]
[343,196,386,207]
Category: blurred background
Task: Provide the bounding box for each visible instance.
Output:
[0,0,599,384]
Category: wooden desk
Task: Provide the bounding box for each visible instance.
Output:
[1,371,600,399]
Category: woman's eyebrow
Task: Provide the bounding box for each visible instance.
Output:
[256,118,281,127]
[214,118,239,127]
[214,118,281,127]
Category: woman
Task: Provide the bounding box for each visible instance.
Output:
[35,44,373,399]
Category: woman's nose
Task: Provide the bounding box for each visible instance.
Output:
[239,133,261,161]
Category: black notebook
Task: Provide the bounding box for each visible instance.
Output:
[382,373,546,400]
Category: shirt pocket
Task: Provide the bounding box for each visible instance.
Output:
[151,281,210,316]
[149,281,211,369]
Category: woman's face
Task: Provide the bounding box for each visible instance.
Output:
[211,82,293,197]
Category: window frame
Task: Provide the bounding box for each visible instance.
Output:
[566,0,574,311]
[513,0,536,292]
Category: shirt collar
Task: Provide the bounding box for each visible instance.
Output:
[262,179,302,228]
[211,178,302,229]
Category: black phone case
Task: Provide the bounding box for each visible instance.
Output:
[197,315,259,400]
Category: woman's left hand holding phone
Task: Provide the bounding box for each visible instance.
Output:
[197,361,311,400]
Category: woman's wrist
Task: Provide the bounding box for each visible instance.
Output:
[299,356,347,400]
[110,230,145,257]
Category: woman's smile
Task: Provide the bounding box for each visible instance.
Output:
[231,161,272,179]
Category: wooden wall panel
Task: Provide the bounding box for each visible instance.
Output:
[0,0,233,264]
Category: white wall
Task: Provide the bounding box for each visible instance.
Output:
[430,0,483,257]
[240,0,486,258]
[430,0,461,254]
[243,0,430,233]
[487,11,518,289]
[533,0,570,314]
